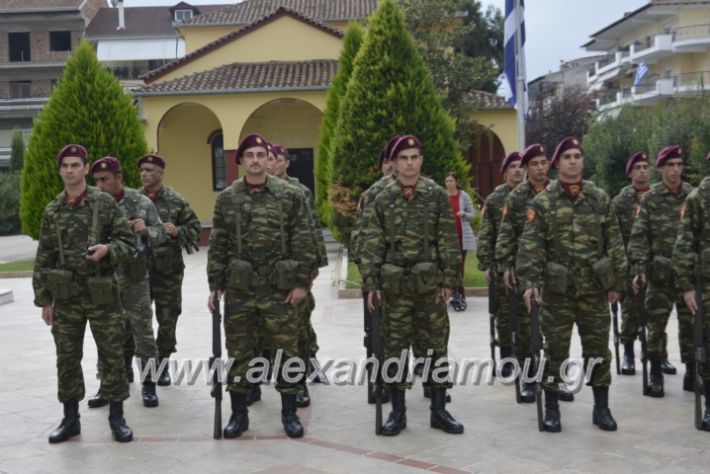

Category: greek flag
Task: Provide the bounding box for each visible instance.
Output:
[504,0,527,110]
[634,61,649,86]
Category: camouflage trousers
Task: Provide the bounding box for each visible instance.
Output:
[540,291,612,393]
[493,273,512,348]
[619,282,640,345]
[510,287,532,362]
[644,281,694,363]
[52,292,129,402]
[382,289,452,390]
[297,291,319,369]
[223,286,303,396]
[697,284,710,382]
[148,267,184,357]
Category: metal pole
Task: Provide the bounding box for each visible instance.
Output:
[514,0,526,150]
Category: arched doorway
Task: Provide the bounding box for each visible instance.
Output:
[467,128,506,201]
[239,98,323,194]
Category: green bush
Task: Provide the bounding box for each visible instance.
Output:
[0,172,21,235]
[10,130,24,172]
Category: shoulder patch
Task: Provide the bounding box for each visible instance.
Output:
[527,208,536,223]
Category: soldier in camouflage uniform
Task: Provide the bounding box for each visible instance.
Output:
[672,154,710,431]
[33,144,135,443]
[89,156,165,409]
[495,143,550,402]
[477,152,524,377]
[628,145,695,397]
[360,135,464,436]
[611,152,651,376]
[139,154,201,386]
[207,133,317,439]
[517,137,627,433]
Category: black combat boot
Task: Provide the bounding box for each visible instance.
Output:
[296,379,311,408]
[559,390,575,402]
[520,382,535,403]
[108,401,133,442]
[648,360,664,397]
[223,392,249,438]
[430,388,464,434]
[422,385,451,402]
[141,382,159,408]
[246,383,262,407]
[543,392,561,432]
[157,357,171,386]
[124,353,134,383]
[380,385,391,404]
[592,386,617,431]
[499,346,514,377]
[382,388,407,436]
[87,389,108,408]
[48,401,81,444]
[703,384,710,432]
[281,393,304,438]
[660,359,676,375]
[621,343,635,375]
[683,363,696,392]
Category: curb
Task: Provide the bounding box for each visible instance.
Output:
[0,271,32,279]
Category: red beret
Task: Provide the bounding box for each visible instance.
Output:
[265,141,276,157]
[656,145,683,167]
[56,144,88,167]
[521,144,546,166]
[625,152,649,176]
[500,152,522,174]
[550,137,582,169]
[389,135,421,161]
[272,143,290,159]
[138,154,166,169]
[383,135,402,163]
[236,133,269,163]
[90,156,122,175]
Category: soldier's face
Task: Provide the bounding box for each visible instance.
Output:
[265,152,276,175]
[140,164,163,188]
[58,157,88,186]
[660,158,683,186]
[241,146,268,178]
[629,161,650,187]
[505,161,524,185]
[274,155,290,178]
[93,171,122,197]
[556,149,584,181]
[526,156,549,183]
[394,148,422,179]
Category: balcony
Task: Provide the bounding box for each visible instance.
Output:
[587,52,624,87]
[630,34,673,64]
[673,24,710,52]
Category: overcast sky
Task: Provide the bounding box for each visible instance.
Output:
[122,0,649,80]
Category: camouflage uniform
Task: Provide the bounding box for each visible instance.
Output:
[360,177,461,390]
[351,175,396,268]
[33,186,136,403]
[477,183,513,349]
[516,180,627,393]
[627,182,694,365]
[207,176,317,395]
[141,186,201,358]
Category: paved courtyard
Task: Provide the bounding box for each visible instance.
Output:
[0,246,707,474]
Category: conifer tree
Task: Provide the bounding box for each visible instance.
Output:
[10,130,24,172]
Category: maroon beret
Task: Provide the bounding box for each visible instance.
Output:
[265,141,276,157]
[656,145,683,167]
[138,154,166,169]
[625,152,649,176]
[521,144,546,166]
[236,133,269,162]
[550,137,582,169]
[272,143,290,159]
[707,151,710,161]
[90,156,122,175]
[56,144,88,167]
[500,152,522,174]
[389,135,421,161]
[384,135,402,162]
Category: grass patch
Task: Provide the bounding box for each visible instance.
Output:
[0,259,34,273]
[346,253,484,289]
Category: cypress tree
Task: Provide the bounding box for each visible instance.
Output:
[315,22,364,229]
[329,0,469,242]
[10,130,24,172]
[20,40,147,238]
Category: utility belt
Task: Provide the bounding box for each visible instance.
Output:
[646,254,674,285]
[379,261,441,296]
[227,258,299,292]
[543,256,615,295]
[47,269,116,305]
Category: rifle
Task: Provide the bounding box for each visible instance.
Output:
[694,264,705,430]
[611,301,621,375]
[210,295,223,439]
[508,281,522,403]
[371,297,383,435]
[489,271,497,372]
[530,298,544,431]
[363,291,375,404]
[637,284,649,396]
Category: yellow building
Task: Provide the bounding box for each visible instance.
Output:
[134,0,517,229]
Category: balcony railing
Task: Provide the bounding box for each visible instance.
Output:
[673,24,710,41]
[598,54,616,68]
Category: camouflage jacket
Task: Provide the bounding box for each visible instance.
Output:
[673,177,710,292]
[117,187,165,272]
[33,185,136,307]
[476,183,512,271]
[287,176,328,269]
[627,181,693,275]
[207,175,317,292]
[516,180,627,295]
[359,176,461,292]
[350,175,396,266]
[495,180,546,270]
[611,185,647,250]
[140,185,201,263]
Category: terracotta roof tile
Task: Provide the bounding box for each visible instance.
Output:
[464,90,513,110]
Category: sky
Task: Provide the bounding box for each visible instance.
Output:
[122,0,649,80]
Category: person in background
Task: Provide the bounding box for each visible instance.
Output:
[444,172,476,302]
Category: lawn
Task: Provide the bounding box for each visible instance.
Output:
[346,253,485,289]
[0,259,34,273]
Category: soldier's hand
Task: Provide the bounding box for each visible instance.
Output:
[42,306,54,326]
[285,287,307,306]
[164,222,178,238]
[523,288,540,313]
[441,287,452,301]
[504,268,516,290]
[632,273,646,295]
[608,291,621,304]
[130,218,147,235]
[86,244,109,262]
[368,290,382,313]
[683,289,698,314]
[208,290,223,312]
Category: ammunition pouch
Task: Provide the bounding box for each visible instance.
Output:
[544,261,568,294]
[650,255,673,284]
[227,258,253,291]
[124,257,148,282]
[87,276,115,306]
[410,261,440,294]
[701,249,710,280]
[274,259,299,291]
[591,256,615,291]
[380,263,404,295]
[152,244,181,272]
[47,269,76,301]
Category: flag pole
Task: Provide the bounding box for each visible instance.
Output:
[514,0,526,150]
